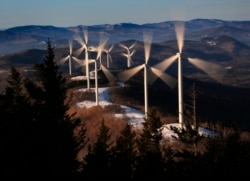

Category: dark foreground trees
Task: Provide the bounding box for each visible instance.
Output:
[0,39,83,178]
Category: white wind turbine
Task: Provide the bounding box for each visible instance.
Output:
[74,26,91,89]
[158,20,225,129]
[120,42,136,68]
[59,39,82,75]
[175,21,225,129]
[118,31,178,118]
[175,20,185,129]
[104,44,114,69]
[148,20,186,129]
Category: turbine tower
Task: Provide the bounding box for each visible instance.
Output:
[94,57,99,105]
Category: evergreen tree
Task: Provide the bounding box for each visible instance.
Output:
[28,38,67,123]
[110,123,137,178]
[23,39,82,178]
[200,129,250,178]
[134,109,165,179]
[82,119,113,178]
[170,123,203,155]
[0,66,34,177]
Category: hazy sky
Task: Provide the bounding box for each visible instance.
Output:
[0,0,249,28]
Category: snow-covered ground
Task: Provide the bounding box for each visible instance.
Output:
[76,87,145,129]
[72,76,218,139]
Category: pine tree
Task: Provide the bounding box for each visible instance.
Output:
[135,109,165,179]
[3,66,32,121]
[32,38,67,123]
[110,123,137,178]
[200,129,250,178]
[82,119,113,178]
[0,66,34,177]
[170,123,202,155]
[23,39,82,178]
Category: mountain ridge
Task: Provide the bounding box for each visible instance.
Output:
[1,18,250,54]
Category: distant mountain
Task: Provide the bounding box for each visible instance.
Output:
[0,18,250,88]
[1,33,250,88]
[0,19,250,54]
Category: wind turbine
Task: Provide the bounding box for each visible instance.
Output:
[175,21,225,129]
[118,31,178,118]
[158,20,225,129]
[104,44,114,69]
[59,39,82,75]
[120,42,136,68]
[147,20,186,129]
[175,20,185,129]
[74,26,91,89]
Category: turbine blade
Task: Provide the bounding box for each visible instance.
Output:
[108,44,114,52]
[188,58,225,83]
[72,56,83,66]
[83,27,88,45]
[74,34,86,57]
[143,31,153,64]
[119,43,128,50]
[60,55,69,64]
[158,72,177,89]
[174,21,185,53]
[76,58,95,68]
[129,42,136,49]
[101,64,117,82]
[153,54,178,71]
[100,37,108,48]
[75,46,85,57]
[150,67,177,89]
[130,49,136,57]
[69,40,73,55]
[122,53,128,58]
[96,48,102,60]
[147,68,158,85]
[117,65,144,82]
[74,34,86,47]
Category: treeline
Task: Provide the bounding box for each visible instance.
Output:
[0,40,250,179]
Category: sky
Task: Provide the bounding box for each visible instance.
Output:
[0,0,249,29]
[72,76,218,138]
